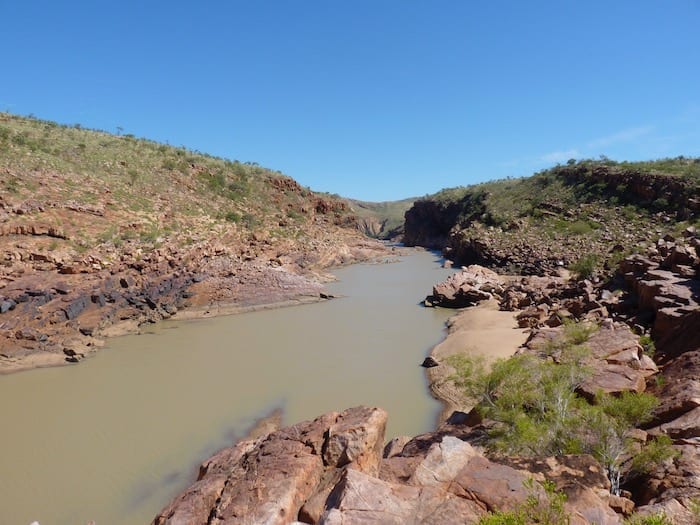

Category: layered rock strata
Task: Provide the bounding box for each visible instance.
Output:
[0,224,388,373]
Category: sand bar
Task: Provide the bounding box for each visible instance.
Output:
[427,299,530,422]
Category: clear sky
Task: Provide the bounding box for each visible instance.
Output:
[2,1,699,201]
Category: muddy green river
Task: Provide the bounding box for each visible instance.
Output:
[0,249,455,524]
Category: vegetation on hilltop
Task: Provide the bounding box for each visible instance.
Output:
[0,112,358,258]
[404,158,700,276]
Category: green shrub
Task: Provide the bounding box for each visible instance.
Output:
[689,498,700,521]
[630,434,678,475]
[477,479,570,525]
[224,211,241,223]
[449,322,668,495]
[568,220,594,235]
[638,335,656,357]
[569,254,598,279]
[562,319,597,345]
[624,513,672,525]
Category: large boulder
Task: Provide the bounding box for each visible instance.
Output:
[425,265,504,308]
[153,406,388,525]
[320,467,484,525]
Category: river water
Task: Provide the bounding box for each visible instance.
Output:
[0,249,455,525]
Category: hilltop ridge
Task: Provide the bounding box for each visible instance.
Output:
[404,158,700,276]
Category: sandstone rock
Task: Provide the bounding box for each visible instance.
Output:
[153,407,387,525]
[323,406,387,476]
[409,436,478,487]
[383,436,411,459]
[426,265,503,308]
[563,486,624,525]
[650,407,700,439]
[498,455,621,524]
[649,350,700,426]
[154,439,258,525]
[657,308,700,362]
[320,467,483,525]
[619,253,700,346]
[214,437,324,524]
[633,498,698,525]
[607,494,635,515]
[580,363,648,397]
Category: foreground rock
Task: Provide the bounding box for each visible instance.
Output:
[155,406,633,524]
[154,406,389,525]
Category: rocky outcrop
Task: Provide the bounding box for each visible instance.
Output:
[0,119,395,373]
[523,323,657,398]
[0,211,388,373]
[155,407,630,524]
[556,164,700,218]
[421,234,700,522]
[402,162,698,276]
[618,256,699,348]
[154,407,389,525]
[403,196,480,249]
[424,265,504,307]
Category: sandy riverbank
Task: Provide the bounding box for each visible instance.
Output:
[427,299,530,422]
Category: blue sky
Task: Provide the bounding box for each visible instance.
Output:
[2,1,699,201]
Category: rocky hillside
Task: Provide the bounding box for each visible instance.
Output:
[0,113,388,372]
[404,159,700,276]
[345,197,415,240]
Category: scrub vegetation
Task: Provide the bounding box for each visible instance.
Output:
[0,112,357,254]
[449,321,677,497]
[405,157,700,276]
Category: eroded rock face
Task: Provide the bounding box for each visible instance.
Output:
[618,250,700,355]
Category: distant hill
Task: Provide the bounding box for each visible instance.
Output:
[345,197,416,240]
[404,158,700,276]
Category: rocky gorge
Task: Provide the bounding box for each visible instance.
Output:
[155,232,700,524]
[153,161,700,524]
[4,115,700,524]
